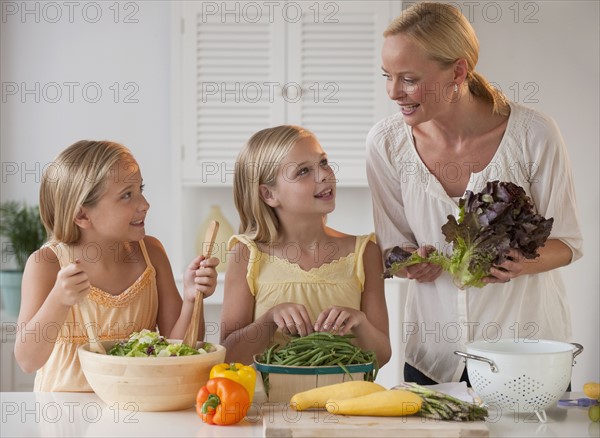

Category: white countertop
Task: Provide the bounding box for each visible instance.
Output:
[1,391,597,437]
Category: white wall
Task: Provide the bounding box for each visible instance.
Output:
[471,0,600,388]
[0,1,173,254]
[1,1,598,389]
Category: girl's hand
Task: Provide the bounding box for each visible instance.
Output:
[267,303,313,337]
[49,259,91,307]
[314,306,366,336]
[405,245,443,283]
[484,249,524,284]
[183,255,220,301]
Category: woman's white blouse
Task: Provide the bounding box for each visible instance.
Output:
[366,101,583,383]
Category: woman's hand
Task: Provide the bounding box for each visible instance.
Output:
[314,306,366,336]
[49,259,91,307]
[266,303,313,337]
[183,255,219,301]
[405,245,443,283]
[484,249,524,284]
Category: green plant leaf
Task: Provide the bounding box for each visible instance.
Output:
[0,201,47,271]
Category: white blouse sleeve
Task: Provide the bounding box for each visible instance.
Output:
[523,111,583,262]
[366,119,417,257]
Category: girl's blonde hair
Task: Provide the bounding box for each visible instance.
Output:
[39,140,135,244]
[385,2,509,116]
[233,125,314,243]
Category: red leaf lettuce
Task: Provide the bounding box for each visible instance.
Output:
[383,181,554,289]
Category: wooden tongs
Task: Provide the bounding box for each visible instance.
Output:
[182,220,219,348]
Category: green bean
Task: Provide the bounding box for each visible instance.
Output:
[280,349,316,365]
[337,362,351,376]
[307,351,323,366]
[347,349,360,364]
[311,352,333,365]
[265,343,278,364]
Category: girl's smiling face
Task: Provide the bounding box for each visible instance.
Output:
[80,159,150,243]
[381,33,457,125]
[261,136,336,217]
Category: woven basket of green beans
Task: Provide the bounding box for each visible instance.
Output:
[255,332,378,379]
[254,333,378,398]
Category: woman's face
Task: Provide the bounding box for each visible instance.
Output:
[381,33,456,126]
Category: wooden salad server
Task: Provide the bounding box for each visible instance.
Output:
[182,220,219,348]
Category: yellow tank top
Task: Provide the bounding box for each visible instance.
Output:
[228,233,375,348]
[33,240,159,392]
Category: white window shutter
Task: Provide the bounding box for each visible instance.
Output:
[181,1,395,186]
[181,1,285,185]
[286,2,394,186]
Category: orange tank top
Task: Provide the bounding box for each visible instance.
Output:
[33,240,159,392]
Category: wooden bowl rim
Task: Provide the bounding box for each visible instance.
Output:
[78,339,226,365]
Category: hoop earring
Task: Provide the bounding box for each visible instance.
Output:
[454,83,458,93]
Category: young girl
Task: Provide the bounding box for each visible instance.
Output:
[14,140,219,392]
[221,126,391,366]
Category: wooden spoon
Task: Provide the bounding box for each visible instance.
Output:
[182,220,219,348]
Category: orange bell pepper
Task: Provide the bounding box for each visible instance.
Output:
[196,377,250,426]
[209,362,256,402]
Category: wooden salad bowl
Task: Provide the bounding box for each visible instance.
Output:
[78,340,226,412]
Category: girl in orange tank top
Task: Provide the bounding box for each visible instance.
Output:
[14,140,219,391]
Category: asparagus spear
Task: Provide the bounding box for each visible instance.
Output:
[394,382,488,421]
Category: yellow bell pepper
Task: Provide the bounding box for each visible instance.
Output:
[209,363,256,402]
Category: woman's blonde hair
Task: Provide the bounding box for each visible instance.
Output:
[385,2,509,116]
[39,140,135,244]
[233,125,314,243]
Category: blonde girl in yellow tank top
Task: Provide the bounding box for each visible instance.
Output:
[14,140,219,392]
[221,126,391,366]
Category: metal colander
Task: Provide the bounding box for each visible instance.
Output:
[455,339,583,423]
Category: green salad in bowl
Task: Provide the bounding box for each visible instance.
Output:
[107,329,214,357]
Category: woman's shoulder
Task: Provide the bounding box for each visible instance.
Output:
[508,101,562,139]
[367,113,412,152]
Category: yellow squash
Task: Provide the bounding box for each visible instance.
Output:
[326,389,422,417]
[290,381,386,411]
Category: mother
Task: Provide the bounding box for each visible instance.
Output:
[366,2,583,385]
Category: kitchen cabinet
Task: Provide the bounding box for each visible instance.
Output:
[177,0,397,186]
[170,1,404,388]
